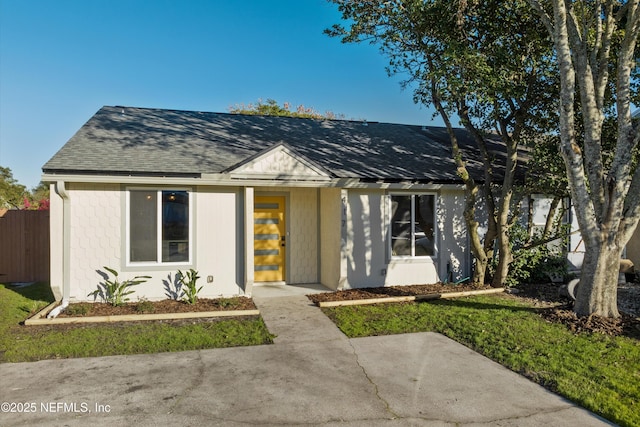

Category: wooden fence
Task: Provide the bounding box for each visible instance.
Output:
[0,209,50,282]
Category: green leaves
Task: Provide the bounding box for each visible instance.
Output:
[228,99,345,120]
[88,267,150,306]
[0,166,27,210]
[327,0,557,131]
[87,267,205,306]
[177,269,202,305]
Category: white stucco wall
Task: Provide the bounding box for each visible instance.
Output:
[319,188,342,290]
[67,183,122,301]
[436,189,469,282]
[195,187,244,297]
[343,188,468,288]
[286,187,319,284]
[344,190,388,288]
[62,184,245,302]
[57,181,470,301]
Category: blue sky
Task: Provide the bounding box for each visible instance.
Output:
[0,0,439,189]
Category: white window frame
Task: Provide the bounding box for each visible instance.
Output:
[389,193,438,259]
[125,187,193,267]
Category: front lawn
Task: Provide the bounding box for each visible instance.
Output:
[322,295,640,427]
[0,282,274,363]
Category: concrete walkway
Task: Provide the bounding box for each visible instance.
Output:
[0,291,613,426]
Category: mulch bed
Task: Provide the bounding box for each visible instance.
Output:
[540,308,640,338]
[511,281,640,338]
[307,282,491,304]
[55,297,256,317]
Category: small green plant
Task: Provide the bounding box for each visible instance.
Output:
[135,298,156,314]
[88,267,151,306]
[64,303,90,316]
[18,301,43,315]
[218,298,240,309]
[177,269,202,305]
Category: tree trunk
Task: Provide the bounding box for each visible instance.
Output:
[526,196,534,241]
[430,77,493,285]
[491,220,512,287]
[542,196,561,240]
[469,216,489,285]
[574,243,621,318]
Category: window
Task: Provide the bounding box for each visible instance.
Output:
[390,194,435,257]
[128,189,191,264]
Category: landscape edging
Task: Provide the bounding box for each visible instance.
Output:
[24,302,260,326]
[316,287,505,308]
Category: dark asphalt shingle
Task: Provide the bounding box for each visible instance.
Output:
[43,105,517,183]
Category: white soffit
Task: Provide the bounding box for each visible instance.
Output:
[226,143,331,181]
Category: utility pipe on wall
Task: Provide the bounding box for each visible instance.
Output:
[47,181,70,318]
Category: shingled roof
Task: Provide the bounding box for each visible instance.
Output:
[43,105,518,184]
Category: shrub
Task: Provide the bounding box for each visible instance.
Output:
[88,267,151,306]
[490,223,568,287]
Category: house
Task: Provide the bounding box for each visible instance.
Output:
[42,106,517,302]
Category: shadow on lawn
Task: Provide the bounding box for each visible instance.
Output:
[2,282,55,318]
[4,282,55,301]
[421,296,541,313]
[426,293,640,340]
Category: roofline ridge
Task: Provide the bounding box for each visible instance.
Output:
[102,104,467,129]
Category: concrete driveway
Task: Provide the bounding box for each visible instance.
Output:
[0,294,613,426]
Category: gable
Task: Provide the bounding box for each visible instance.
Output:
[226,143,332,181]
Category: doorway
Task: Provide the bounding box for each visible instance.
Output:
[254,196,286,282]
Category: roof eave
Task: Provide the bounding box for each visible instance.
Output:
[41,172,464,191]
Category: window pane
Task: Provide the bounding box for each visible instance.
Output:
[391,195,412,256]
[130,191,158,262]
[162,191,189,262]
[415,195,435,256]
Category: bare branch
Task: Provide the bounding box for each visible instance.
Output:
[595,1,616,108]
[526,0,554,34]
[619,165,640,245]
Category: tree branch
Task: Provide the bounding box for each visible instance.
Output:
[526,0,554,35]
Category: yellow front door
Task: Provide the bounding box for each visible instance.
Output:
[254,196,286,282]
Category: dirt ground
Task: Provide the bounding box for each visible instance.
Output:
[308,282,491,303]
[309,281,640,339]
[509,282,640,338]
[54,296,256,317]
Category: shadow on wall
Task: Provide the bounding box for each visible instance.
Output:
[346,193,386,288]
[163,272,183,300]
[346,191,470,287]
[439,193,468,282]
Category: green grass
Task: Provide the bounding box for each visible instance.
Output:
[323,295,640,427]
[0,283,274,363]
